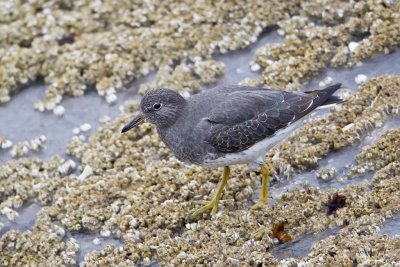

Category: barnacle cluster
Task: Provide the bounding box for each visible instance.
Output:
[0,157,76,211]
[1,135,47,157]
[0,0,295,110]
[244,1,400,89]
[8,135,47,158]
[0,136,13,150]
[2,1,397,110]
[1,225,79,266]
[282,215,400,266]
[138,60,224,96]
[316,167,337,182]
[349,128,400,177]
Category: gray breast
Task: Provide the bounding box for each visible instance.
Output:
[157,112,219,165]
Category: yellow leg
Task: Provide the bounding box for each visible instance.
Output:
[252,164,270,210]
[192,166,230,218]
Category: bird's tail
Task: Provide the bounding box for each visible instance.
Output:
[306,83,345,106]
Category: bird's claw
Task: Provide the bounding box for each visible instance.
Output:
[191,200,219,218]
[251,196,271,210]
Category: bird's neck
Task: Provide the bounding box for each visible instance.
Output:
[156,104,190,150]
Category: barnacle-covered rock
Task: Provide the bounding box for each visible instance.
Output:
[349,128,400,178]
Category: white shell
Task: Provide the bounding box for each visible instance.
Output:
[348,41,359,52]
[355,74,368,84]
[53,105,65,116]
[79,123,92,132]
[77,165,93,180]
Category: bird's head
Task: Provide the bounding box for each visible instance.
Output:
[121,89,187,132]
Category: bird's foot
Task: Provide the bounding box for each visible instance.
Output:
[190,166,230,219]
[251,197,270,210]
[191,199,219,218]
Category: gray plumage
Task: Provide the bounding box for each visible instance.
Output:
[134,84,342,167]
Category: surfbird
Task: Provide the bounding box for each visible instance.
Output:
[122,84,343,217]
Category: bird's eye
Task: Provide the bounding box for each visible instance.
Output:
[153,103,161,110]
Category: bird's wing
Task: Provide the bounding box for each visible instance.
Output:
[201,89,317,153]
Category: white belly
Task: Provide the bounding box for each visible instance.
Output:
[202,119,303,168]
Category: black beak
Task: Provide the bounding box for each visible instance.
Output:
[121,114,144,133]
